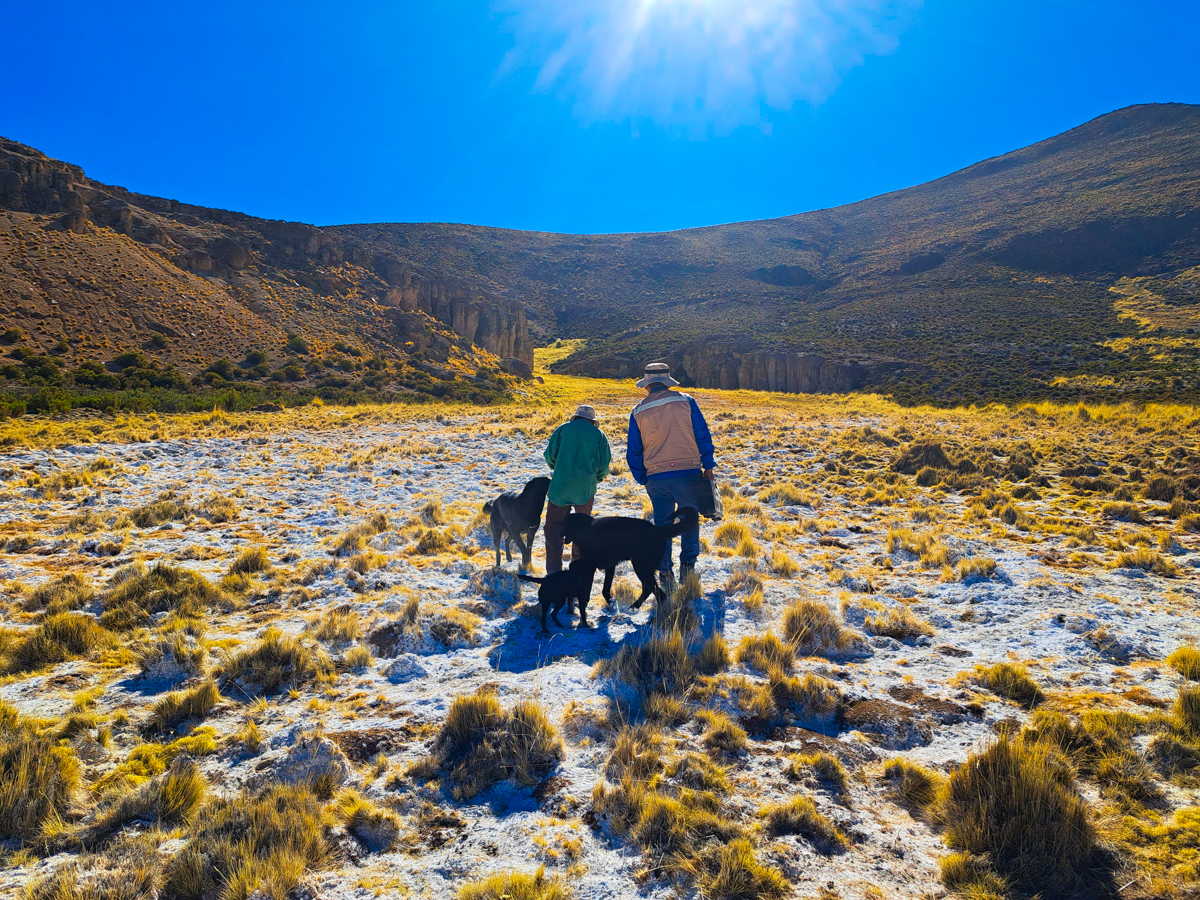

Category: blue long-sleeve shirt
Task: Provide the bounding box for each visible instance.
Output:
[626,391,715,485]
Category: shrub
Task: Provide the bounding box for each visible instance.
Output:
[758,795,847,851]
[970,662,1045,708]
[7,613,112,673]
[781,599,849,657]
[1169,646,1200,682]
[937,737,1097,896]
[220,628,331,693]
[0,714,81,841]
[458,867,573,900]
[434,691,564,800]
[163,782,330,900]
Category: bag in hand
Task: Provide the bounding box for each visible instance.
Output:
[692,475,724,521]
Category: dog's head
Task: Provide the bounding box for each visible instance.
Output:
[523,476,551,500]
[560,512,594,545]
[482,500,494,514]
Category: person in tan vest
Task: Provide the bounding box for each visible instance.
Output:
[625,362,715,594]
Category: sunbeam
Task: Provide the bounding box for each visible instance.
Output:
[499,0,922,129]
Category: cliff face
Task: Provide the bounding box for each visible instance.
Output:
[555,341,911,394]
[0,138,532,374]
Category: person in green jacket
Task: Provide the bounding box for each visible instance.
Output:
[543,404,611,573]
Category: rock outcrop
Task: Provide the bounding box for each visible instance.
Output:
[554,341,911,395]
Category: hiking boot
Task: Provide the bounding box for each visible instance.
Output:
[657,569,676,597]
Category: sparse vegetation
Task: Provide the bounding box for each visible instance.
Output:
[970,662,1045,708]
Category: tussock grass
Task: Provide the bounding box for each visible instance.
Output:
[669,752,731,793]
[766,546,798,577]
[863,606,935,640]
[769,671,842,725]
[724,567,763,594]
[1102,501,1146,524]
[951,556,998,582]
[228,546,271,576]
[697,709,748,755]
[713,520,751,548]
[220,628,331,693]
[309,607,362,644]
[595,627,695,696]
[5,613,113,674]
[334,513,389,556]
[137,631,205,680]
[1113,547,1178,576]
[0,710,81,841]
[758,795,847,851]
[63,759,207,849]
[349,550,388,574]
[458,867,573,900]
[163,782,331,900]
[149,679,220,733]
[1169,646,1200,681]
[22,572,95,614]
[970,663,1045,708]
[686,838,790,900]
[881,758,943,811]
[938,852,1011,900]
[342,644,373,669]
[695,632,729,676]
[787,751,849,797]
[414,527,456,555]
[736,632,794,675]
[937,737,1098,896]
[100,562,226,632]
[781,598,851,657]
[331,789,401,852]
[434,690,564,800]
[130,491,191,528]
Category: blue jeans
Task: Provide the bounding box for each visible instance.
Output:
[646,475,702,571]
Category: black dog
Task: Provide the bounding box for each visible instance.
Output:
[517,561,596,633]
[562,508,699,610]
[482,476,551,568]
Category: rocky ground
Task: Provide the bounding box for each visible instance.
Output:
[0,389,1197,899]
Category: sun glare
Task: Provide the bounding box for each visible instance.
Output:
[500,0,920,129]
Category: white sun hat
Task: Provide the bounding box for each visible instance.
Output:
[635,362,680,389]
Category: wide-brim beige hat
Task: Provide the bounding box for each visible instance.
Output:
[635,362,680,389]
[573,404,597,421]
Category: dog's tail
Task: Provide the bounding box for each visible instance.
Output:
[663,506,700,537]
[515,572,547,584]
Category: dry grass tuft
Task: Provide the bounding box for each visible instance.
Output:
[100,562,226,632]
[1168,646,1200,681]
[881,758,943,811]
[787,751,850,797]
[0,709,81,841]
[937,737,1097,896]
[229,546,271,576]
[22,572,95,614]
[150,679,220,733]
[736,632,794,675]
[220,628,331,694]
[1113,547,1178,576]
[434,691,564,800]
[863,606,935,640]
[781,598,851,657]
[970,662,1045,708]
[758,795,848,852]
[5,612,113,674]
[163,782,330,900]
[458,867,573,900]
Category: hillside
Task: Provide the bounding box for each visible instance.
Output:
[0,139,533,413]
[2,103,1198,411]
[336,103,1200,404]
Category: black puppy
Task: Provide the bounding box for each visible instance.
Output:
[517,561,596,633]
[482,476,551,568]
[562,508,699,610]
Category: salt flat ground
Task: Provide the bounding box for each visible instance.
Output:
[0,388,1197,899]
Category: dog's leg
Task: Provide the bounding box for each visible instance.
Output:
[539,594,550,634]
[576,566,596,628]
[551,596,566,628]
[510,529,530,569]
[631,562,658,609]
[523,526,538,567]
[602,567,615,604]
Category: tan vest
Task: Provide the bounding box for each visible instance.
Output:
[632,390,702,477]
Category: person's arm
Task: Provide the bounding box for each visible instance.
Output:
[626,414,647,485]
[596,432,612,482]
[543,426,561,470]
[690,398,716,473]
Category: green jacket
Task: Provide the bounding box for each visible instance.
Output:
[544,418,612,507]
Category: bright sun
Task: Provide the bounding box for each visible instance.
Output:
[501,0,917,128]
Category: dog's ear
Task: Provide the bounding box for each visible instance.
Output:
[482,501,493,513]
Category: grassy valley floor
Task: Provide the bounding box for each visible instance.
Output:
[1,361,1199,899]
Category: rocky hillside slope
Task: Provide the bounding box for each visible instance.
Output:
[0,138,533,408]
[336,103,1200,404]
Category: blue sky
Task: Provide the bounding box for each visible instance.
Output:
[3,1,1197,233]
